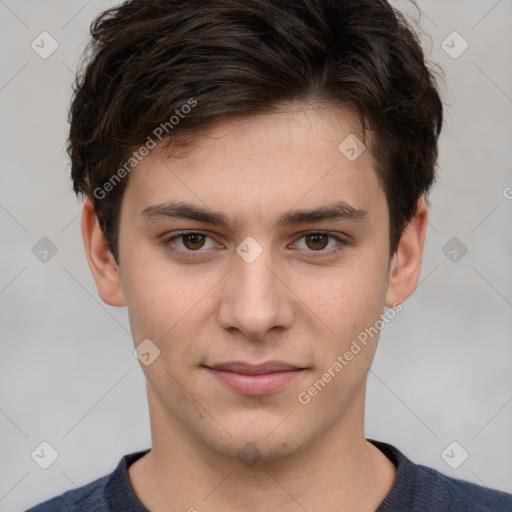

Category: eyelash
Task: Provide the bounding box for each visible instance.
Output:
[161,230,348,259]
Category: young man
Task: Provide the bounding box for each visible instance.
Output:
[28,0,512,510]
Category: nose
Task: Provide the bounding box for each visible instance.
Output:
[217,244,294,342]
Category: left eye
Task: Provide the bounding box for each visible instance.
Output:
[292,232,342,252]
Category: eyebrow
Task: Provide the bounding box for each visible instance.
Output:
[139,200,369,230]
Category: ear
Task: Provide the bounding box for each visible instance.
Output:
[385,196,429,307]
[81,197,126,307]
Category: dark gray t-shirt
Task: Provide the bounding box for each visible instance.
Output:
[26,440,512,511]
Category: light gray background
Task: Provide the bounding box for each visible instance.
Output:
[0,1,511,511]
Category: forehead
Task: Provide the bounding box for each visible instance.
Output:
[122,104,385,227]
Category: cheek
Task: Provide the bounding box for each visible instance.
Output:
[302,258,388,336]
[121,261,217,361]
[296,268,386,407]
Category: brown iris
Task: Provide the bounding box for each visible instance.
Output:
[304,233,329,251]
[182,233,207,250]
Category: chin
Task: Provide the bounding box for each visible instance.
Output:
[220,439,300,465]
[202,425,308,466]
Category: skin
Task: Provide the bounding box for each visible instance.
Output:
[82,103,428,511]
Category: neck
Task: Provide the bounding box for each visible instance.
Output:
[128,384,397,512]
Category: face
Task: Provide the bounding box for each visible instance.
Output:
[93,104,415,463]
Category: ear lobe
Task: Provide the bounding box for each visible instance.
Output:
[385,197,429,308]
[81,197,126,307]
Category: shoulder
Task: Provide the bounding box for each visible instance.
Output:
[413,463,512,511]
[371,440,512,512]
[25,474,109,511]
[25,449,150,512]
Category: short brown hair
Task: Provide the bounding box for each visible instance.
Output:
[68,0,443,263]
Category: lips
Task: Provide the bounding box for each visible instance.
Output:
[204,360,306,396]
[209,360,302,375]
